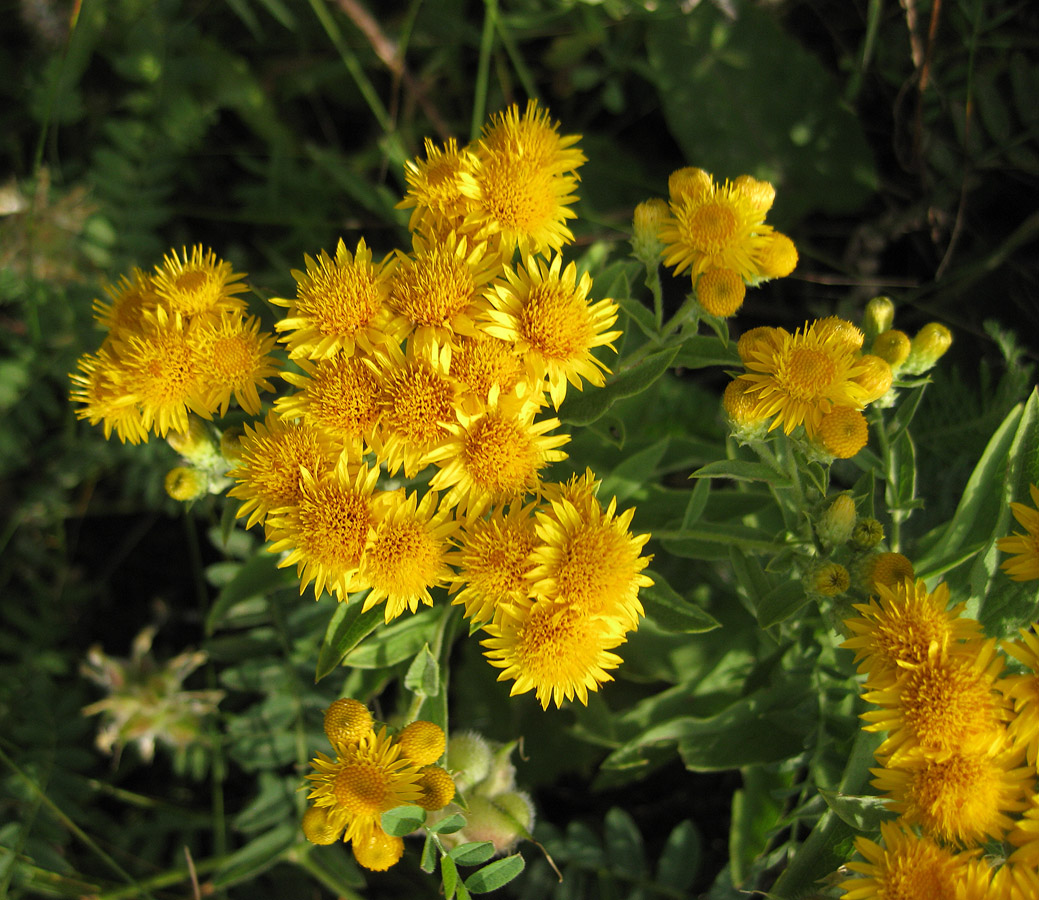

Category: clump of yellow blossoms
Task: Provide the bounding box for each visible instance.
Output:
[69,101,653,714]
[303,698,455,871]
[838,571,1039,898]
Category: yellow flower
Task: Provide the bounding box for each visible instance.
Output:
[397,720,446,767]
[695,267,745,318]
[737,320,871,438]
[483,252,621,409]
[415,765,456,811]
[750,231,798,281]
[151,245,248,319]
[69,346,148,444]
[871,736,1030,845]
[815,316,865,353]
[275,353,382,456]
[302,806,342,845]
[481,595,626,709]
[852,354,894,404]
[1008,791,1039,866]
[735,325,783,363]
[858,552,915,593]
[368,340,458,477]
[227,413,339,530]
[815,405,869,459]
[871,329,911,370]
[999,626,1039,765]
[997,484,1039,581]
[667,167,714,205]
[841,579,980,687]
[351,822,405,871]
[659,179,771,283]
[187,312,279,416]
[732,175,776,216]
[164,466,208,501]
[838,820,975,900]
[265,458,379,601]
[444,334,529,411]
[358,489,460,622]
[425,393,570,518]
[323,698,374,747]
[861,639,1007,759]
[92,268,159,336]
[450,502,539,625]
[306,725,422,844]
[528,488,652,632]
[273,238,399,360]
[478,100,586,177]
[388,231,502,348]
[397,137,479,236]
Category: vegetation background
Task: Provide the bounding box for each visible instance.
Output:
[2,0,1038,897]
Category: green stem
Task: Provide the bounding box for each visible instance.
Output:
[94,852,232,900]
[471,0,498,141]
[268,588,311,773]
[645,264,663,330]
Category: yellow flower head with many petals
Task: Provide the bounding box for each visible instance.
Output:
[151,245,248,320]
[998,484,1039,582]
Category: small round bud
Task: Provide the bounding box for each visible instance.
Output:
[463,795,526,855]
[631,198,670,265]
[753,231,798,280]
[732,174,776,216]
[493,791,536,837]
[447,732,493,792]
[853,354,894,404]
[351,824,404,871]
[737,326,783,362]
[808,562,850,597]
[668,167,713,204]
[857,551,914,593]
[397,720,446,766]
[416,765,456,811]
[164,467,207,502]
[323,698,373,747]
[723,379,769,441]
[903,323,952,375]
[814,317,864,353]
[816,406,868,459]
[166,417,218,464]
[302,806,343,845]
[696,268,746,318]
[863,296,895,342]
[871,330,911,371]
[850,518,885,550]
[818,494,857,546]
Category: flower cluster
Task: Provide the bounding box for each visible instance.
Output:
[654,167,799,317]
[998,483,1039,582]
[69,246,279,443]
[838,570,1039,898]
[303,699,456,871]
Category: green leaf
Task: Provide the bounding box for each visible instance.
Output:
[641,570,721,633]
[429,814,468,836]
[404,643,441,698]
[346,608,439,669]
[449,841,496,866]
[314,600,383,682]
[617,294,659,340]
[297,842,365,893]
[604,808,646,879]
[655,820,701,892]
[730,765,788,886]
[206,551,294,635]
[381,806,426,837]
[211,823,296,888]
[662,522,789,561]
[463,854,526,894]
[755,581,809,629]
[673,334,741,370]
[819,789,894,832]
[691,459,790,486]
[441,852,459,899]
[601,436,670,504]
[681,478,711,530]
[420,833,438,873]
[559,346,679,426]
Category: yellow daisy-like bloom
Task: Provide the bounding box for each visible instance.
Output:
[861,639,1008,759]
[751,231,798,281]
[397,720,446,767]
[450,502,539,625]
[696,267,746,318]
[397,137,479,236]
[187,312,279,416]
[1001,863,1039,900]
[388,232,501,348]
[838,820,975,900]
[351,822,405,871]
[528,490,652,632]
[70,347,148,444]
[275,353,382,455]
[997,484,1039,582]
[871,737,1030,845]
[841,579,979,687]
[815,316,865,353]
[445,334,529,410]
[273,238,399,360]
[368,340,458,477]
[815,405,869,459]
[659,180,771,283]
[151,245,248,319]
[737,320,871,438]
[460,148,579,258]
[667,167,714,205]
[228,413,339,530]
[852,354,894,404]
[999,626,1039,765]
[115,307,202,437]
[306,725,423,844]
[953,857,1000,900]
[415,765,456,811]
[483,253,621,409]
[859,552,915,593]
[358,489,460,622]
[265,458,379,601]
[324,698,374,747]
[425,394,570,518]
[482,595,626,709]
[478,100,586,177]
[92,268,160,336]
[1008,791,1039,866]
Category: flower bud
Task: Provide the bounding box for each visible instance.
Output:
[351,824,404,871]
[816,406,868,459]
[493,790,536,838]
[808,562,850,597]
[723,379,769,441]
[862,297,895,342]
[397,720,446,766]
[856,551,914,593]
[219,424,245,462]
[463,795,527,855]
[631,198,670,266]
[732,174,776,216]
[737,326,784,362]
[696,268,745,317]
[871,330,911,371]
[903,323,952,375]
[416,765,456,811]
[752,231,798,280]
[323,698,373,747]
[818,494,857,546]
[166,417,218,465]
[447,732,493,793]
[164,467,207,502]
[302,806,342,845]
[667,167,713,204]
[814,317,864,353]
[853,355,894,405]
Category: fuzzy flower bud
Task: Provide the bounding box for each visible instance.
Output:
[818,494,857,546]
[463,795,528,855]
[447,731,493,793]
[164,466,208,501]
[723,379,769,441]
[853,354,894,404]
[631,198,670,265]
[752,232,798,280]
[667,167,713,204]
[697,268,745,317]
[166,417,218,465]
[302,806,342,845]
[219,424,245,462]
[871,330,911,372]
[808,562,850,597]
[862,296,895,342]
[850,518,885,550]
[903,323,952,375]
